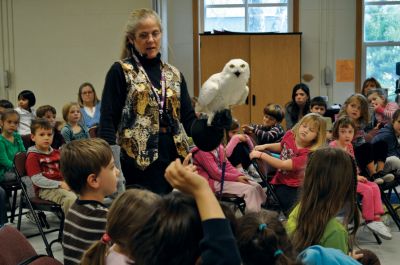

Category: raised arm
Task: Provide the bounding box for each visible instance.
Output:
[164,158,241,265]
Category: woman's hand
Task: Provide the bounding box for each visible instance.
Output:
[165,158,208,197]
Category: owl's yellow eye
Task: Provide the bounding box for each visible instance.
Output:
[229,64,234,68]
[240,64,245,68]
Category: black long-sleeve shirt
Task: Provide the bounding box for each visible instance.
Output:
[98,53,196,145]
[200,219,242,265]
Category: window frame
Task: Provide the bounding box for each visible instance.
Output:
[361,0,400,94]
[199,0,293,33]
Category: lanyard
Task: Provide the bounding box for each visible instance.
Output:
[132,53,166,114]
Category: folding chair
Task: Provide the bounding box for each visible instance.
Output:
[378,179,400,230]
[0,225,62,265]
[251,159,286,217]
[88,126,98,138]
[13,152,65,257]
[21,134,34,150]
[1,178,21,223]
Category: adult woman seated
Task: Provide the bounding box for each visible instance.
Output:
[78,82,101,129]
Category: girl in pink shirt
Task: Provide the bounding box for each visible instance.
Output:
[192,144,266,212]
[329,116,391,240]
[250,113,327,213]
[367,88,399,126]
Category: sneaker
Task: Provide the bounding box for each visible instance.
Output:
[373,178,384,185]
[372,171,394,184]
[381,173,395,182]
[366,221,392,240]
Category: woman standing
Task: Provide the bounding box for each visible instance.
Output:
[98,8,196,194]
[78,82,101,129]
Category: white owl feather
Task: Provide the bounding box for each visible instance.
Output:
[196,59,250,125]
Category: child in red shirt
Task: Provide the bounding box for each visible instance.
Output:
[26,119,76,214]
[250,113,327,214]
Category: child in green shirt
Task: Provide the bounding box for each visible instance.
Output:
[0,109,26,226]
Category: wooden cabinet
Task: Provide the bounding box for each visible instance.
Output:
[199,33,301,126]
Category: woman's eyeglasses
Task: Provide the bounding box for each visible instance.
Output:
[137,30,161,41]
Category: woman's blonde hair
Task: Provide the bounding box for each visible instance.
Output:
[120,8,162,59]
[292,113,326,151]
[338,94,370,125]
[80,189,160,265]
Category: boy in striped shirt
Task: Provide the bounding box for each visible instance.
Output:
[61,138,120,265]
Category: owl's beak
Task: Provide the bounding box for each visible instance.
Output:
[234,71,241,77]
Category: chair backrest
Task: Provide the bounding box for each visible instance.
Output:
[88,126,98,138]
[14,152,27,177]
[0,225,37,264]
[21,134,34,150]
[14,152,36,198]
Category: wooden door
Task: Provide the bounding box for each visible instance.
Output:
[250,34,301,125]
[199,35,251,125]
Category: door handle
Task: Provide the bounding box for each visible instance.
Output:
[252,95,256,106]
[245,96,249,105]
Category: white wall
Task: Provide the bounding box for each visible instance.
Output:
[2,0,151,113]
[167,0,194,96]
[300,0,356,105]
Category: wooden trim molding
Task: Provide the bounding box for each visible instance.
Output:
[293,0,299,32]
[193,0,199,97]
[355,0,362,93]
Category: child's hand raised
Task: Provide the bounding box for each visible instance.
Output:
[182,153,198,174]
[165,158,209,196]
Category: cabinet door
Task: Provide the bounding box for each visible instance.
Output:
[250,35,301,125]
[199,35,251,125]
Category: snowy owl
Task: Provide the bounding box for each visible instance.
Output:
[196,58,250,125]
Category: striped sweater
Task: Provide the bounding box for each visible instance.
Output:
[63,200,108,265]
[252,123,285,144]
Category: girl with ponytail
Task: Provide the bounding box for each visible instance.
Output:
[80,189,160,265]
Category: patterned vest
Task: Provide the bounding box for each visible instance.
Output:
[117,59,190,170]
